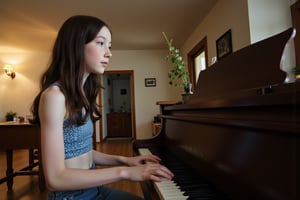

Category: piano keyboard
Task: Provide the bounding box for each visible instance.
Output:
[138,148,230,200]
[139,148,188,200]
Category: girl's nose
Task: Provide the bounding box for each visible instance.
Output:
[105,48,112,58]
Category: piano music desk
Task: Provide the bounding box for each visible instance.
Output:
[0,122,45,191]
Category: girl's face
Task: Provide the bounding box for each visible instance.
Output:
[84,26,112,75]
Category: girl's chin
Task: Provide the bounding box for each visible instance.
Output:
[95,68,105,74]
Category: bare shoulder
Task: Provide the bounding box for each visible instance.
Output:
[39,85,66,119]
[41,85,65,104]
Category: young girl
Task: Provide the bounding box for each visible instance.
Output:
[31,15,173,200]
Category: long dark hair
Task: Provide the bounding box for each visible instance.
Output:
[31,15,110,125]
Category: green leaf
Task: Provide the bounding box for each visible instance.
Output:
[162,32,190,88]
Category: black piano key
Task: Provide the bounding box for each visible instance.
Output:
[148,146,231,200]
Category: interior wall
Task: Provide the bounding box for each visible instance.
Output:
[0,50,50,121]
[181,0,251,67]
[247,0,296,82]
[248,0,294,43]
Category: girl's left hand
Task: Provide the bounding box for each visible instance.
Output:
[126,155,161,166]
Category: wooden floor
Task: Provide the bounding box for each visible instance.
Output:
[0,139,143,200]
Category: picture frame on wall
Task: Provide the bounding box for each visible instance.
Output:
[216,29,232,60]
[120,89,127,95]
[145,78,156,87]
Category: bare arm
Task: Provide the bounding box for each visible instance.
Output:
[39,86,173,191]
[92,150,162,166]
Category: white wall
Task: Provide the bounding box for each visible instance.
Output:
[247,0,296,82]
[181,0,251,66]
[248,0,294,43]
[0,49,50,121]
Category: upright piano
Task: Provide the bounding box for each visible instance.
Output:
[133,27,299,200]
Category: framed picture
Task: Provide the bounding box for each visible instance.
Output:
[120,89,127,95]
[216,29,232,60]
[145,78,156,87]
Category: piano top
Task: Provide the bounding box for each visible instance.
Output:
[190,27,296,104]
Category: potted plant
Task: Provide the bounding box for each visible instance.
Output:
[5,110,17,121]
[162,32,192,95]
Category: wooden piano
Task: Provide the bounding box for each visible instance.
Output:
[133,27,299,200]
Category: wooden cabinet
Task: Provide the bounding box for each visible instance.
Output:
[107,113,132,137]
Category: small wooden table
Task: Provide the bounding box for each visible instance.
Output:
[0,122,45,191]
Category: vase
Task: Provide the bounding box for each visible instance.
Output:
[182,83,193,103]
[184,83,193,94]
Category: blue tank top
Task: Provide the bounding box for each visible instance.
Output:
[63,117,93,160]
[48,83,93,160]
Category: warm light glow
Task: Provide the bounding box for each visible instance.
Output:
[4,65,16,79]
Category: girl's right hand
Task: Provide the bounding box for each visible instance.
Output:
[120,163,174,182]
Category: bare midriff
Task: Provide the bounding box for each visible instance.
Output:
[65,150,93,169]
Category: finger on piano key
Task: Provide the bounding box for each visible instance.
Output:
[138,148,152,156]
[138,148,160,164]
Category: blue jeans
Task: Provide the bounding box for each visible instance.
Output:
[47,185,143,200]
[47,163,143,200]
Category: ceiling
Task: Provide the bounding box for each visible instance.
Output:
[0,0,218,52]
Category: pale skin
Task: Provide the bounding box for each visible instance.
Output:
[39,26,174,191]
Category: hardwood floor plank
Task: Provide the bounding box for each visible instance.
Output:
[0,139,143,199]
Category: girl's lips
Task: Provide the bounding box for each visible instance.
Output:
[101,62,108,66]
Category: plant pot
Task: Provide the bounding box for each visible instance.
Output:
[6,116,14,121]
[181,83,193,103]
[182,93,192,104]
[184,83,193,94]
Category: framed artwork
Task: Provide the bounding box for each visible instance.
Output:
[216,29,232,60]
[145,78,156,87]
[120,89,127,95]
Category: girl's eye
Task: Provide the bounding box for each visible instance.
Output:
[96,41,104,46]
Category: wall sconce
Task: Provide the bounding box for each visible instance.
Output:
[4,65,16,79]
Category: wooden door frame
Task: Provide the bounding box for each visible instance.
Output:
[187,36,208,90]
[98,70,136,142]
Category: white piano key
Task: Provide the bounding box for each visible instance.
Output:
[154,181,187,200]
[138,148,188,200]
[138,148,152,156]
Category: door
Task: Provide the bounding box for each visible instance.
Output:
[98,70,136,141]
[188,37,208,90]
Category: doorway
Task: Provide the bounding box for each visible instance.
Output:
[98,70,136,141]
[188,37,208,90]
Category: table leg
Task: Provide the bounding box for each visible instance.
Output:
[37,148,45,191]
[6,150,13,190]
[28,149,35,170]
